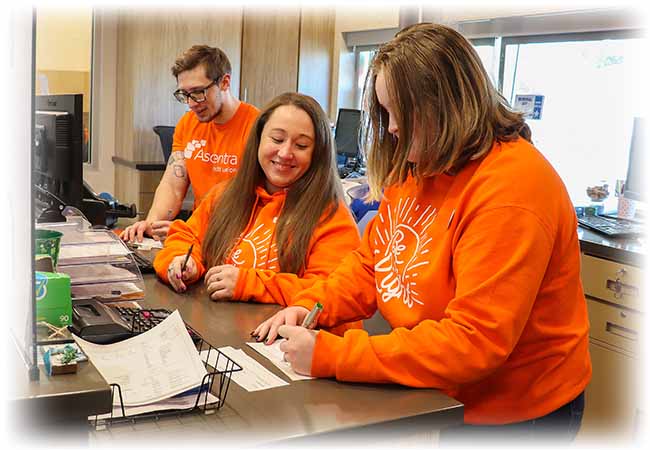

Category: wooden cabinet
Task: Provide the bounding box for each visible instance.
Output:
[580,253,642,440]
[240,7,334,111]
[241,7,301,109]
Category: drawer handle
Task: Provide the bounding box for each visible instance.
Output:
[606,321,638,342]
[606,278,638,299]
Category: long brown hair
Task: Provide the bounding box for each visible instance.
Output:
[361,23,532,201]
[202,92,343,274]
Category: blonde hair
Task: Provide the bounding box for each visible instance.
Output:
[202,93,343,274]
[361,23,531,201]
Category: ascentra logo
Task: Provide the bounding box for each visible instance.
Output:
[184,139,239,166]
[184,139,206,159]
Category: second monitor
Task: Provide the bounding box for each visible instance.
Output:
[335,108,361,160]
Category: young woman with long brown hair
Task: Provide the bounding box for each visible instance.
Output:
[254,23,591,443]
[154,93,361,337]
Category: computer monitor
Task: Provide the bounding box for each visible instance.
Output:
[334,108,361,160]
[34,94,84,211]
[623,117,645,201]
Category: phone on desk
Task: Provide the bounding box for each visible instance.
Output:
[69,299,133,344]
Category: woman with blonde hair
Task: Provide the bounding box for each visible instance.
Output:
[154,93,361,335]
[254,24,591,442]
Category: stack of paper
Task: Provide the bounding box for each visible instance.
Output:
[75,311,213,416]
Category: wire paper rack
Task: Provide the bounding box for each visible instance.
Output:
[88,311,242,430]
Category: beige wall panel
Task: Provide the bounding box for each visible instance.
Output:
[298,7,335,115]
[138,192,156,218]
[114,164,140,209]
[140,171,164,194]
[241,7,300,109]
[115,7,243,164]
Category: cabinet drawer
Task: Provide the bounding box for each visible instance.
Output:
[586,298,640,354]
[581,254,643,311]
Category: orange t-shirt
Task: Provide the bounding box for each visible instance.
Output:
[293,138,592,425]
[172,102,259,208]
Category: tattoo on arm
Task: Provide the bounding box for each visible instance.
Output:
[173,164,187,178]
[166,152,187,179]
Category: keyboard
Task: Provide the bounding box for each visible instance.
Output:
[577,215,645,237]
[110,305,202,344]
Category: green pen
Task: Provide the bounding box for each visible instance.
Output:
[301,302,323,328]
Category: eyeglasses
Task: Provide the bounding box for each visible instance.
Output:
[173,79,219,104]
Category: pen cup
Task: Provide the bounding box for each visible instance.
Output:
[617,196,637,220]
[34,229,63,270]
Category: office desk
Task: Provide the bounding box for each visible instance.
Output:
[91,275,463,446]
[11,346,112,442]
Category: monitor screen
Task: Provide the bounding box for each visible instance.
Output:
[334,108,361,158]
[34,94,84,209]
[623,117,645,201]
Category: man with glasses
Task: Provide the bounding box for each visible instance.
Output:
[121,45,259,243]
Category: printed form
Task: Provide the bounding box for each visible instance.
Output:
[247,339,314,381]
[201,346,289,391]
[73,310,207,406]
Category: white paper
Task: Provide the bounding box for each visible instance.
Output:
[247,339,314,381]
[90,391,219,420]
[59,241,130,260]
[73,310,207,406]
[201,346,289,392]
[128,237,163,250]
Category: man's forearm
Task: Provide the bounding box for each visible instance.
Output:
[145,182,185,222]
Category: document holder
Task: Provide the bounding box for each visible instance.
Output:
[37,216,145,302]
[88,324,242,430]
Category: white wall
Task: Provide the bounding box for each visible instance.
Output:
[84,9,117,195]
[35,8,92,72]
[4,5,36,404]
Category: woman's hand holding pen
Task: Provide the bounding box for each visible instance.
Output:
[252,306,310,344]
[277,325,318,376]
[205,265,240,301]
[167,254,198,293]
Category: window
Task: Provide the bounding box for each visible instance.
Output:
[350,27,645,207]
[35,7,94,164]
[500,31,645,203]
[470,37,498,86]
[354,47,377,109]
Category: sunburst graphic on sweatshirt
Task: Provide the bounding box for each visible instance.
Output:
[230,222,279,271]
[374,196,437,308]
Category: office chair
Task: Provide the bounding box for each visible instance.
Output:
[152,125,175,162]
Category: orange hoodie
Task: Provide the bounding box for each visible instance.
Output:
[173,102,259,208]
[154,183,363,334]
[292,138,592,425]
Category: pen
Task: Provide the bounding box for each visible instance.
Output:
[301,302,323,328]
[181,243,194,273]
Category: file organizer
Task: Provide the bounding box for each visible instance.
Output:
[37,218,145,302]
[89,315,242,430]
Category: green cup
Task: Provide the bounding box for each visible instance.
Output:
[34,229,63,269]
